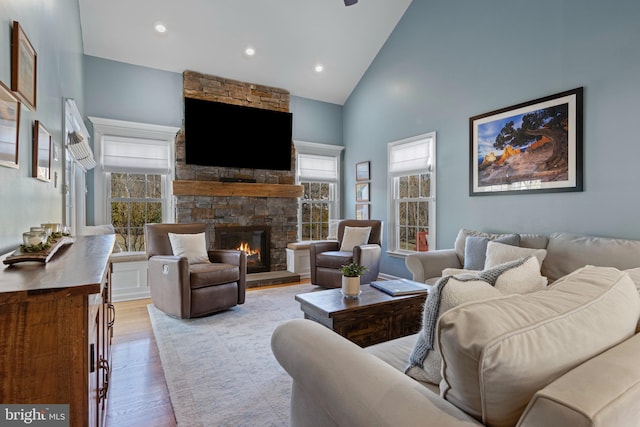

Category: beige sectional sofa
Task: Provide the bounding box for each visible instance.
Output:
[272,231,640,427]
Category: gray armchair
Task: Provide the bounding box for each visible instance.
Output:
[144,223,247,319]
[310,219,382,288]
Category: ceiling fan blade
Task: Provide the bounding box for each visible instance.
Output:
[344,0,358,5]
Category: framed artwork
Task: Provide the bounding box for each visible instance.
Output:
[33,120,51,181]
[355,182,369,202]
[11,21,37,111]
[470,87,583,196]
[356,161,370,181]
[0,80,21,169]
[355,204,370,220]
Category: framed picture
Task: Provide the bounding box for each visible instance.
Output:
[11,21,37,111]
[356,161,370,181]
[470,87,583,196]
[33,120,51,181]
[355,182,369,202]
[0,80,21,169]
[355,204,370,220]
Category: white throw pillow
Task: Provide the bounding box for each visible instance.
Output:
[168,232,210,264]
[487,256,548,293]
[406,276,504,384]
[484,241,547,269]
[339,226,372,252]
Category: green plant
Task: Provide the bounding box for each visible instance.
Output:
[340,262,367,277]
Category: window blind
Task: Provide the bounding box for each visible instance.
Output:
[101,136,171,174]
[388,136,432,174]
[298,153,338,181]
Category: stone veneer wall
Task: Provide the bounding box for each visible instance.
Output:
[175,70,297,271]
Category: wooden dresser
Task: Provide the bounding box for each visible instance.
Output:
[0,235,115,427]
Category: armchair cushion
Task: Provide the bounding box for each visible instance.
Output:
[314,251,354,269]
[189,262,240,289]
[168,232,210,264]
[340,226,372,251]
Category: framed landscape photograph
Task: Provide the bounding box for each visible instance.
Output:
[355,182,369,202]
[33,120,51,181]
[470,87,583,196]
[0,80,21,169]
[356,161,370,181]
[355,203,370,220]
[11,21,37,111]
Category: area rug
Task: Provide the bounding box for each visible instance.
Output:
[147,283,317,427]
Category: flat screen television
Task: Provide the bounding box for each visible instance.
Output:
[184,97,293,171]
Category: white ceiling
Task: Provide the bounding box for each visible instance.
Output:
[78,0,413,106]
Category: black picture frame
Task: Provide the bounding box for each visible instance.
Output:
[469,87,583,196]
[356,161,370,181]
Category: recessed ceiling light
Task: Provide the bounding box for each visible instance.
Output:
[245,47,256,57]
[153,21,168,34]
[315,64,324,73]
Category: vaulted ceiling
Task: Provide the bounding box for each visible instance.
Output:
[78,0,413,105]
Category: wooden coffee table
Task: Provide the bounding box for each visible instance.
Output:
[295,284,427,347]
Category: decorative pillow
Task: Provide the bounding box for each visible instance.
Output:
[442,267,479,276]
[438,265,640,427]
[454,229,520,265]
[406,256,545,385]
[406,276,504,384]
[339,226,371,252]
[463,234,520,270]
[168,232,210,264]
[484,241,547,270]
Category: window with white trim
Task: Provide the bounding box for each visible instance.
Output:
[294,141,344,241]
[387,132,436,254]
[90,117,179,252]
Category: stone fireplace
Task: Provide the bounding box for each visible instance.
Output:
[172,71,302,274]
[215,225,271,273]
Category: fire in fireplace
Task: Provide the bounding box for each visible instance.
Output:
[215,226,270,273]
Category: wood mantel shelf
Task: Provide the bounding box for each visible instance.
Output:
[173,180,304,198]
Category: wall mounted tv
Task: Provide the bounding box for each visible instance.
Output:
[184,97,293,171]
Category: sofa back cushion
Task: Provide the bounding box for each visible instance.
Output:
[438,265,640,427]
[542,232,640,283]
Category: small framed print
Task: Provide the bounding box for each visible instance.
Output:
[33,120,51,181]
[11,21,37,111]
[0,80,21,169]
[355,182,369,202]
[355,204,370,220]
[356,161,370,181]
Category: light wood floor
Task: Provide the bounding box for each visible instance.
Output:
[105,281,306,427]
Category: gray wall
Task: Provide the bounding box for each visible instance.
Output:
[0,0,84,254]
[343,0,640,278]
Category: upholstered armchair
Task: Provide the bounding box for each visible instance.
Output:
[144,223,247,319]
[310,219,382,288]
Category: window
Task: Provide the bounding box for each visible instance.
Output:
[294,141,344,241]
[387,132,436,254]
[90,117,180,252]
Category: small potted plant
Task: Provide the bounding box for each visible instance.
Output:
[340,262,367,299]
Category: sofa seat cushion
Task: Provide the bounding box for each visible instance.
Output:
[189,262,239,289]
[438,265,640,427]
[314,251,353,268]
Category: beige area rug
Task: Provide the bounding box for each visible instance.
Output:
[147,283,318,427]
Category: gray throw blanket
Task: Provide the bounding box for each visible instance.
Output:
[407,257,530,371]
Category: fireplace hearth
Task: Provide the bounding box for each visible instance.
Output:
[215,226,271,273]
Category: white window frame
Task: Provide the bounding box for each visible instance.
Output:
[387,131,436,256]
[294,140,344,241]
[90,117,180,250]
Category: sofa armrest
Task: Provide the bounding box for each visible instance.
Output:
[518,333,640,427]
[207,249,247,304]
[405,249,462,283]
[148,255,191,317]
[353,244,382,284]
[272,319,481,427]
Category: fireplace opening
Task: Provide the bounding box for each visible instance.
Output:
[214,226,270,273]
